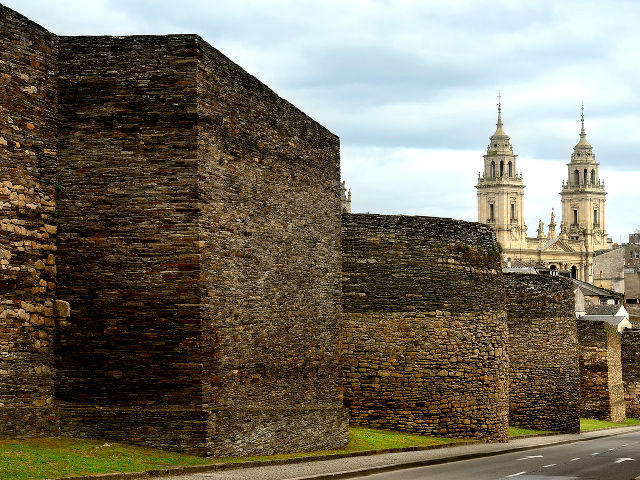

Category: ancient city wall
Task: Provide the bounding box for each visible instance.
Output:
[503,274,580,433]
[578,319,625,422]
[195,41,347,456]
[51,32,346,455]
[54,34,207,453]
[341,214,509,442]
[622,331,640,418]
[0,5,59,438]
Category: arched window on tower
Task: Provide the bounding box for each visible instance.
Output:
[550,265,558,276]
[500,161,504,177]
[574,170,580,185]
[584,169,588,184]
[591,169,595,184]
[490,161,496,177]
[508,161,512,177]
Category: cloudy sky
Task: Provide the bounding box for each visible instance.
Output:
[5,0,640,243]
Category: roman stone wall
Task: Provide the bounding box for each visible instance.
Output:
[0,5,59,438]
[622,331,640,418]
[503,274,580,433]
[341,214,509,442]
[52,32,346,456]
[578,319,625,422]
[195,40,346,456]
[54,34,207,453]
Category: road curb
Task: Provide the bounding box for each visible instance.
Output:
[49,426,640,480]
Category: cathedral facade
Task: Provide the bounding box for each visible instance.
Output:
[476,103,611,282]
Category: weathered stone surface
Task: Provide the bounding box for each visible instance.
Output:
[622,331,640,418]
[504,273,580,433]
[1,4,347,456]
[195,39,346,456]
[53,300,70,318]
[0,4,59,438]
[578,319,625,422]
[341,213,509,442]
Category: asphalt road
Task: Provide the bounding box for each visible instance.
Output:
[356,430,640,480]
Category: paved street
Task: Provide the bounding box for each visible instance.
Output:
[356,429,640,479]
[152,426,640,480]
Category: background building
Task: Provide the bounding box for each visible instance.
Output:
[476,103,611,282]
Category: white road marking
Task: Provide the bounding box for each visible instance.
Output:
[615,458,635,463]
[591,452,599,455]
[570,457,581,461]
[506,472,526,477]
[622,444,628,447]
[516,455,544,461]
[542,464,557,468]
[609,448,615,451]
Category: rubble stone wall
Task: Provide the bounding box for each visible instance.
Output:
[49,32,347,456]
[195,40,347,456]
[54,34,207,453]
[341,214,509,442]
[622,331,640,418]
[504,274,580,433]
[578,319,626,422]
[0,5,59,438]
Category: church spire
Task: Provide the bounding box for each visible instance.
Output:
[574,103,592,152]
[491,91,509,140]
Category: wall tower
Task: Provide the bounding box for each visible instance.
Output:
[560,106,608,273]
[476,99,526,249]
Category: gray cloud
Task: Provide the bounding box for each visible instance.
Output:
[4,0,640,239]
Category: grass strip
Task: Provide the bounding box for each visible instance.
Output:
[580,417,640,432]
[0,428,462,480]
[0,423,597,479]
[508,426,552,437]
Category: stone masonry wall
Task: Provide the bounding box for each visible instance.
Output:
[578,319,625,422]
[54,34,207,453]
[195,40,347,456]
[342,214,509,442]
[622,331,640,418]
[504,274,579,433]
[52,32,346,456]
[0,5,59,438]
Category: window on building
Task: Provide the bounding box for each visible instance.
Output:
[508,161,513,177]
[550,265,558,276]
[591,169,595,184]
[500,161,504,177]
[510,202,516,221]
[584,169,588,184]
[573,209,578,225]
[489,203,495,222]
[593,209,599,226]
[490,161,496,177]
[571,266,578,279]
[574,170,580,185]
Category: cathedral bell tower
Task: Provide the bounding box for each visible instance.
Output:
[476,98,526,249]
[560,106,608,252]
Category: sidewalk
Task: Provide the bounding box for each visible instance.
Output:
[59,424,640,480]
